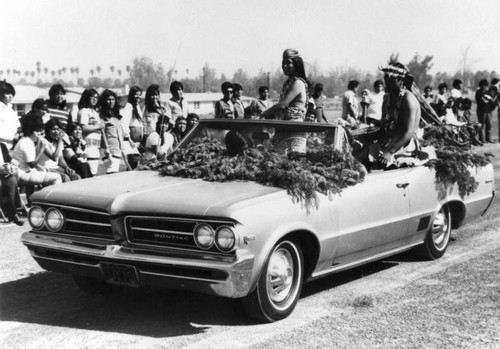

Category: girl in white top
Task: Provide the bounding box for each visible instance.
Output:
[77,89,103,175]
[121,86,144,144]
[145,115,174,160]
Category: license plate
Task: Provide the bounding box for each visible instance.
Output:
[101,263,140,286]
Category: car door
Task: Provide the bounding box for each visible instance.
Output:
[333,169,411,265]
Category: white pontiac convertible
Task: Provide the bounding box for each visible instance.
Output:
[21,119,495,322]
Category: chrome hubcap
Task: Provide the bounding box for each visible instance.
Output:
[432,209,449,249]
[267,248,294,303]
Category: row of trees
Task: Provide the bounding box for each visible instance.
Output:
[1,54,497,98]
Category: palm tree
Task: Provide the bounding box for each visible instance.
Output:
[70,67,75,83]
[75,66,80,80]
[6,69,11,77]
[30,71,35,82]
[51,70,56,80]
[96,65,101,78]
[36,61,41,80]
[110,65,115,79]
[126,65,131,75]
[90,69,95,77]
[43,67,49,82]
[61,67,67,81]
[186,68,189,78]
[117,69,122,78]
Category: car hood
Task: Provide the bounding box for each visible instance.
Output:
[31,170,284,217]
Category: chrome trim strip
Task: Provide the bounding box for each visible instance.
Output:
[66,219,111,227]
[311,241,422,279]
[139,270,222,283]
[130,227,192,236]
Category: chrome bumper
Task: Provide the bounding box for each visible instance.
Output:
[21,232,255,298]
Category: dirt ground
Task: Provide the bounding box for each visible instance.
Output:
[0,143,499,349]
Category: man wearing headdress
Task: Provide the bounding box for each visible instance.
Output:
[377,62,421,167]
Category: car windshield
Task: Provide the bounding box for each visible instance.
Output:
[178,119,343,157]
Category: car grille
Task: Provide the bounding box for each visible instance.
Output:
[126,217,230,252]
[39,205,113,240]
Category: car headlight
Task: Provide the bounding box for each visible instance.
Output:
[28,206,45,229]
[194,223,215,250]
[44,208,65,232]
[215,226,236,252]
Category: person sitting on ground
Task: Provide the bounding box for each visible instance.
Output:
[38,119,80,182]
[63,123,94,178]
[246,86,273,119]
[214,82,235,119]
[186,113,200,132]
[0,141,25,225]
[145,114,175,160]
[11,116,62,186]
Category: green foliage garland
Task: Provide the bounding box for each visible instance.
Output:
[138,137,365,202]
[422,125,493,198]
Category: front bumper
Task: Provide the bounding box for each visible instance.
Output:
[21,232,255,298]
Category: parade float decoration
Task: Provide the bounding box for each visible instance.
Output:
[422,125,493,198]
[138,137,365,202]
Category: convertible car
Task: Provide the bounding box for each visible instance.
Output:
[21,119,495,322]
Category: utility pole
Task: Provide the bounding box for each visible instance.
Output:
[203,67,207,93]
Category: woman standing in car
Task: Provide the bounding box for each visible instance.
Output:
[260,49,308,121]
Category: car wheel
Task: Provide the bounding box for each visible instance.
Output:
[420,205,452,260]
[242,240,303,322]
[73,275,123,295]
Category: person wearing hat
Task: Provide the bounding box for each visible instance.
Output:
[377,62,421,167]
[0,81,20,150]
[260,49,308,121]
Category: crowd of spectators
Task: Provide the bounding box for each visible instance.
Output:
[1,52,499,224]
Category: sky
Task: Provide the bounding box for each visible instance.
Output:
[1,0,499,81]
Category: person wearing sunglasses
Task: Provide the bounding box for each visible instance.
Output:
[214,81,235,119]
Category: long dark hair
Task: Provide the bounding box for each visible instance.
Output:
[127,86,143,121]
[127,86,143,104]
[145,84,162,112]
[99,89,121,119]
[312,83,323,99]
[78,88,98,109]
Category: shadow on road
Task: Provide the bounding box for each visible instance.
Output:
[0,271,251,337]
